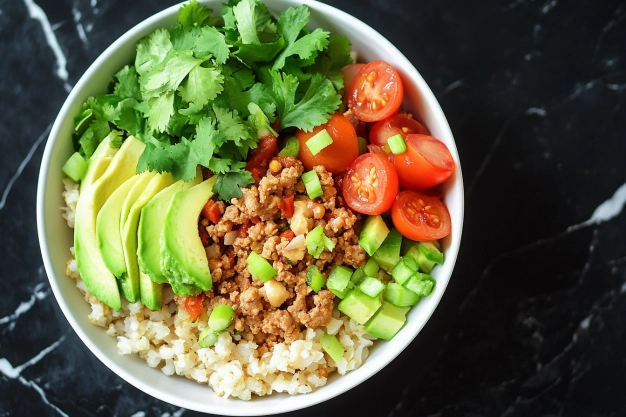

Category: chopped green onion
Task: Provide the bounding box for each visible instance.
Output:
[363,258,379,277]
[306,265,326,292]
[62,152,87,182]
[387,134,407,154]
[278,136,299,157]
[327,265,353,294]
[350,267,366,284]
[247,103,278,138]
[404,273,436,297]
[358,277,386,298]
[391,257,418,285]
[246,251,277,282]
[198,327,220,348]
[306,226,327,258]
[323,235,336,252]
[320,333,344,362]
[383,282,420,307]
[357,136,368,155]
[302,170,323,199]
[208,304,235,332]
[306,129,333,155]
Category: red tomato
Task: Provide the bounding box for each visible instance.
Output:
[182,293,205,320]
[391,191,451,241]
[279,229,295,240]
[340,64,365,92]
[347,60,404,122]
[279,195,295,218]
[296,113,359,174]
[342,153,399,215]
[369,113,430,147]
[201,200,221,224]
[390,134,455,190]
[246,134,278,182]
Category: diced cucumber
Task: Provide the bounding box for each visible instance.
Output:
[403,241,435,273]
[358,215,389,256]
[365,301,410,340]
[350,267,366,284]
[404,273,436,297]
[418,241,444,264]
[363,257,379,277]
[358,277,386,298]
[62,152,87,182]
[320,333,344,362]
[337,288,382,325]
[372,228,402,272]
[391,257,418,285]
[383,282,419,307]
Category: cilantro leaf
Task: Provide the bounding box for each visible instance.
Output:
[147,92,175,132]
[212,170,255,201]
[194,26,230,64]
[136,137,175,174]
[179,65,224,107]
[307,35,353,90]
[135,29,172,76]
[268,71,341,131]
[272,5,329,70]
[170,23,201,51]
[195,116,225,162]
[141,50,204,98]
[178,0,216,28]
[114,66,141,101]
[213,106,253,149]
[233,0,260,45]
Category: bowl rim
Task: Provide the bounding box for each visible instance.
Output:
[37,0,464,414]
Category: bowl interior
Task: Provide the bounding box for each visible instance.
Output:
[37,0,463,415]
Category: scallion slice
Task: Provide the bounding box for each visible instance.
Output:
[306,265,326,292]
[278,136,299,157]
[327,265,353,294]
[306,129,333,155]
[391,257,418,285]
[246,251,277,282]
[359,277,386,298]
[302,170,323,199]
[306,226,326,258]
[208,304,235,332]
[320,333,344,363]
[198,327,220,348]
[404,273,436,297]
[384,282,419,307]
[387,134,407,154]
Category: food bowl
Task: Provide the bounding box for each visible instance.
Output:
[36,0,464,414]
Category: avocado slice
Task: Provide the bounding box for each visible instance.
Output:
[372,228,402,272]
[365,301,409,340]
[80,136,118,189]
[120,172,175,308]
[97,175,141,277]
[114,171,156,302]
[74,136,145,311]
[137,176,201,285]
[160,176,217,296]
[337,288,382,325]
[358,215,390,256]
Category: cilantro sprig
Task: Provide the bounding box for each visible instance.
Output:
[72,0,353,200]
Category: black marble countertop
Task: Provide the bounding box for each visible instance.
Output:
[2,0,626,415]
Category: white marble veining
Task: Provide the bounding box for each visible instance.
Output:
[568,181,626,232]
[0,282,49,325]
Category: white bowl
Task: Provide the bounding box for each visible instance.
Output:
[37,0,464,415]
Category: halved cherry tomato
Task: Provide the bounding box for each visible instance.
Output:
[390,134,455,190]
[391,191,451,241]
[369,113,430,147]
[347,60,404,122]
[296,113,359,174]
[182,293,205,320]
[340,64,365,92]
[342,153,398,215]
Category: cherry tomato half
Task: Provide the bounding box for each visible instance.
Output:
[347,60,404,122]
[391,191,451,241]
[296,113,359,174]
[390,134,455,190]
[369,113,430,147]
[343,153,399,215]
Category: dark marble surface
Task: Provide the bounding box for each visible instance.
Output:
[2,0,626,415]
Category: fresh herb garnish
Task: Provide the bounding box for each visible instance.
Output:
[72,0,353,200]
